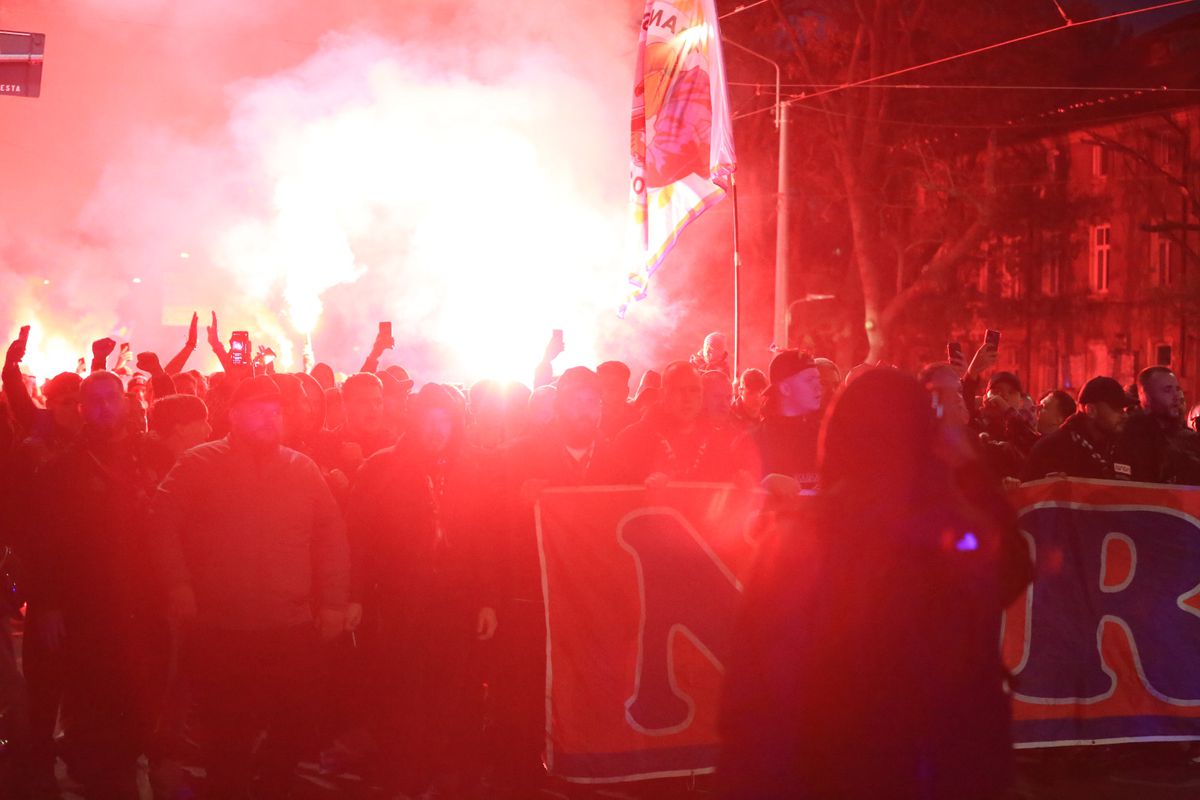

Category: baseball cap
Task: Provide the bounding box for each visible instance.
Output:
[229,376,282,408]
[767,350,817,393]
[1078,376,1126,409]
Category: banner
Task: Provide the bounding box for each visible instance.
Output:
[537,479,1200,783]
[624,0,737,315]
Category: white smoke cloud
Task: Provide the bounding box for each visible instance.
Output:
[4,0,697,384]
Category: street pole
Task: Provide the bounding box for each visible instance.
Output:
[723,38,782,359]
[774,100,790,349]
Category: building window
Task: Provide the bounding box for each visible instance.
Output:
[998,235,1021,299]
[1092,143,1109,178]
[1042,250,1062,296]
[1157,133,1183,170]
[1089,223,1111,293]
[1152,231,1173,286]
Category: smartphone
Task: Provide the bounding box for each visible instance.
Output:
[552,329,564,349]
[947,342,963,362]
[119,342,131,354]
[17,325,30,346]
[378,321,394,349]
[985,329,1001,350]
[229,331,251,367]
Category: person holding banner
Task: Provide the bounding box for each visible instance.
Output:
[719,368,1029,800]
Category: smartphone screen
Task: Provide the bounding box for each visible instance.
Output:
[985,329,1001,350]
[230,331,250,366]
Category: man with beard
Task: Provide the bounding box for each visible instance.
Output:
[1117,366,1200,485]
[1023,376,1130,482]
[493,367,613,795]
[346,384,498,797]
[612,361,737,485]
[33,371,160,799]
[151,376,349,799]
[315,372,394,499]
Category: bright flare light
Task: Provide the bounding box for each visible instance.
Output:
[210,32,631,384]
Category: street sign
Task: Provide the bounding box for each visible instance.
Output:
[0,31,45,98]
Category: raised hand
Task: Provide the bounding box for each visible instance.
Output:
[206,311,221,350]
[136,351,163,375]
[186,312,199,349]
[92,337,117,360]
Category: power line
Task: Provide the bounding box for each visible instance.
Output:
[728,81,1200,92]
[782,0,1200,105]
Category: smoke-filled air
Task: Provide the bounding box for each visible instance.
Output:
[0,0,699,383]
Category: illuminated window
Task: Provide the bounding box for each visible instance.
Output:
[1090,224,1111,293]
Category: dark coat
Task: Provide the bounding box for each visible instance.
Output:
[719,484,1028,800]
[346,435,497,615]
[1022,413,1129,482]
[1115,412,1200,486]
[609,406,737,484]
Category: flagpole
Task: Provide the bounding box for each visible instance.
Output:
[731,173,742,379]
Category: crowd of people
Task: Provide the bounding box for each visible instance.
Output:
[0,311,1196,799]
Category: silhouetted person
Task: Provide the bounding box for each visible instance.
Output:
[720,368,1030,800]
[612,361,737,484]
[729,368,767,430]
[496,367,613,793]
[33,371,161,799]
[346,384,498,797]
[596,360,637,441]
[151,376,349,799]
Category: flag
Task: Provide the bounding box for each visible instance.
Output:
[624,0,737,315]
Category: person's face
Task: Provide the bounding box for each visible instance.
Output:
[599,376,629,406]
[172,418,212,452]
[230,400,283,449]
[702,377,731,418]
[556,385,602,443]
[1142,372,1182,419]
[816,364,840,405]
[1089,402,1126,434]
[48,392,83,433]
[344,384,384,435]
[702,338,726,364]
[1038,394,1065,435]
[780,368,823,416]
[927,370,969,428]
[80,380,127,433]
[986,384,1022,411]
[415,407,455,455]
[738,385,766,417]
[664,371,703,423]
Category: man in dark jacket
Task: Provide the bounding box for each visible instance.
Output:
[151,376,349,799]
[495,367,613,794]
[33,371,161,799]
[1116,366,1200,485]
[741,350,823,491]
[1023,376,1130,482]
[611,361,737,484]
[346,383,497,797]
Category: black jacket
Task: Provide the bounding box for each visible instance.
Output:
[1115,412,1200,486]
[1022,413,1129,483]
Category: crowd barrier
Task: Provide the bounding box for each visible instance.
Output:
[535,479,1200,783]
